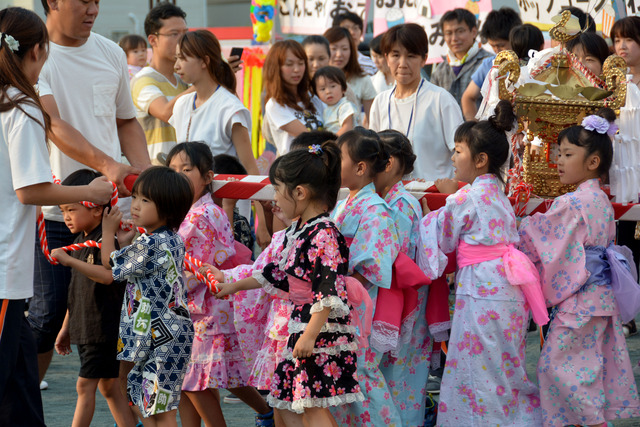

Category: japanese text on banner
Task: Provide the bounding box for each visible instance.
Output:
[372,0,492,64]
[279,0,368,35]
[518,0,612,30]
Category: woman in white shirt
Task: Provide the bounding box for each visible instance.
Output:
[262,40,324,155]
[171,30,257,173]
[324,27,377,127]
[369,24,463,182]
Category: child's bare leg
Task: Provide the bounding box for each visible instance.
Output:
[228,386,270,414]
[98,377,137,427]
[151,409,178,427]
[304,408,334,427]
[276,408,304,427]
[178,391,203,427]
[118,361,151,426]
[183,389,226,427]
[72,377,99,427]
[274,408,286,427]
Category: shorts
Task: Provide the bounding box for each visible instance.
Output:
[28,219,75,353]
[78,341,120,379]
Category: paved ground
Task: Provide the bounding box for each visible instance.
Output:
[42,320,640,426]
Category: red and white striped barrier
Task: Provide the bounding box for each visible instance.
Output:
[212,174,640,221]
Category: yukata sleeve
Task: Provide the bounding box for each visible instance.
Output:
[110,234,173,281]
[417,188,475,279]
[518,196,589,306]
[349,205,399,289]
[225,230,286,283]
[308,227,351,318]
[179,210,236,268]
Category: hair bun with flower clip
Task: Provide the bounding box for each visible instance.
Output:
[0,32,20,53]
[581,114,618,136]
[308,144,323,155]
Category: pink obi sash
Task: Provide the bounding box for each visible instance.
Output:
[287,274,373,349]
[457,241,549,325]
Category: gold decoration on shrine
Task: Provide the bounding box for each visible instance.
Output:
[495,10,628,198]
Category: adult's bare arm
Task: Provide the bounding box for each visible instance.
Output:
[116,117,152,172]
[147,85,195,124]
[41,94,140,195]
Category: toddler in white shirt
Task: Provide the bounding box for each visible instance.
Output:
[311,66,357,136]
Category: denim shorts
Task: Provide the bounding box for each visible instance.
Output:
[28,219,75,353]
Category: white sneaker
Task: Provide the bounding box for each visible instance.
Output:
[39,380,48,390]
[624,325,630,337]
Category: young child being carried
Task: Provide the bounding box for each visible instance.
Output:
[101,167,195,425]
[519,109,640,427]
[311,66,357,136]
[215,141,364,426]
[417,100,544,426]
[52,170,133,427]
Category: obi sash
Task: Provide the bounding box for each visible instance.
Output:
[287,274,373,348]
[584,244,640,323]
[219,240,254,270]
[457,241,549,325]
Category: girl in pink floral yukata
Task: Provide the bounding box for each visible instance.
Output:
[417,100,546,426]
[519,108,640,427]
[167,142,272,427]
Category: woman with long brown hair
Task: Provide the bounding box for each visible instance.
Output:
[324,27,376,127]
[263,40,324,155]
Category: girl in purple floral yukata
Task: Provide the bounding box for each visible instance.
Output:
[519,108,640,427]
[215,141,364,427]
[417,101,545,426]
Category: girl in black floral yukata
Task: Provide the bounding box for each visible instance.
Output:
[214,141,364,426]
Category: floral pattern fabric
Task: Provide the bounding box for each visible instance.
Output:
[224,230,291,390]
[112,227,193,417]
[330,183,402,426]
[177,194,250,391]
[379,181,432,427]
[253,214,363,413]
[519,179,640,426]
[417,174,540,426]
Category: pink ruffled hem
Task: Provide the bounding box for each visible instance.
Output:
[182,359,250,391]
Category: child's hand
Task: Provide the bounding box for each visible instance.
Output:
[214,282,238,299]
[51,248,72,266]
[271,203,292,227]
[292,334,316,359]
[54,328,72,356]
[102,206,123,235]
[199,263,225,283]
[116,220,136,246]
[87,176,114,206]
[420,197,431,216]
[435,178,459,194]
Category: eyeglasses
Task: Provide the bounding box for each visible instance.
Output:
[154,30,187,38]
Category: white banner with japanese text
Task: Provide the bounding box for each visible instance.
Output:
[372,0,492,64]
[278,0,369,35]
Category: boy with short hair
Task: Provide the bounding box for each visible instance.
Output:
[52,170,134,427]
[461,7,522,119]
[332,11,377,75]
[430,8,493,107]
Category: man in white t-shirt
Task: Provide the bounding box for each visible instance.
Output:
[31,0,152,386]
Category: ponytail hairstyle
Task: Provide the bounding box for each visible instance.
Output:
[0,7,50,133]
[378,130,417,176]
[454,100,516,184]
[323,27,364,79]
[178,30,236,93]
[337,126,390,177]
[269,140,342,210]
[263,40,315,113]
[166,141,215,195]
[558,107,615,176]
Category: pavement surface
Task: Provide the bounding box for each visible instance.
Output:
[42,321,640,426]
